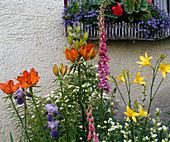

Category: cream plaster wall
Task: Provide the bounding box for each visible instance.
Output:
[0,0,169,141]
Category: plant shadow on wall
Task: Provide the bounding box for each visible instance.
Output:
[0,1,170,142]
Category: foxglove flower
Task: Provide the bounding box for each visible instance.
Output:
[86,105,99,142]
[43,120,62,138]
[15,90,31,105]
[43,104,62,122]
[97,12,110,93]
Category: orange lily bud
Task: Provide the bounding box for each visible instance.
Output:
[59,63,63,74]
[62,65,67,77]
[53,64,59,76]
[89,48,97,59]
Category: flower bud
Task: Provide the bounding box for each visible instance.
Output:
[53,64,59,76]
[75,40,80,48]
[68,36,73,45]
[59,63,63,74]
[76,26,81,34]
[80,38,84,45]
[89,48,97,60]
[68,26,73,33]
[69,32,73,39]
[83,32,88,41]
[62,65,67,76]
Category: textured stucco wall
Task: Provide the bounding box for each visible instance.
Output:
[0,0,170,141]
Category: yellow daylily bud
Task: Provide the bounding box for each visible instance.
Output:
[59,63,63,74]
[62,65,67,77]
[68,26,73,33]
[83,32,88,41]
[76,26,81,34]
[53,64,59,76]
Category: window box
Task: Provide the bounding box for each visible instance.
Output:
[64,0,170,40]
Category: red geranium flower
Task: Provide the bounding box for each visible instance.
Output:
[112,3,123,16]
[15,68,40,88]
[147,0,152,4]
[0,80,20,94]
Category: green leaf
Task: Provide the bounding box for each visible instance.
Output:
[134,2,140,13]
[140,0,148,11]
[128,15,134,22]
[10,132,13,142]
[140,13,152,22]
[123,0,135,14]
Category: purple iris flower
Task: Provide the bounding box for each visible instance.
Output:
[43,120,62,138]
[43,104,62,122]
[15,90,31,105]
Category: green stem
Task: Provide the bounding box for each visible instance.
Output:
[99,89,103,140]
[9,95,30,141]
[127,75,131,108]
[130,118,134,142]
[112,77,127,106]
[29,87,48,141]
[60,80,69,141]
[152,78,164,103]
[78,65,86,142]
[24,100,27,142]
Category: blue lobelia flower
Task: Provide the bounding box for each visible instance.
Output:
[43,104,62,122]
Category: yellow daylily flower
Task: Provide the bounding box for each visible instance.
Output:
[136,52,153,68]
[132,72,146,85]
[136,107,150,117]
[158,61,170,78]
[115,75,126,84]
[124,106,139,123]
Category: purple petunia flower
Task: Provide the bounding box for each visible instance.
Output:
[15,90,31,105]
[43,120,62,138]
[43,104,62,122]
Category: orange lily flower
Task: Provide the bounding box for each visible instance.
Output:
[79,44,97,60]
[0,80,20,94]
[15,68,40,88]
[63,48,78,63]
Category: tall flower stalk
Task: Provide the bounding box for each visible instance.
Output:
[97,0,110,139]
[63,26,97,141]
